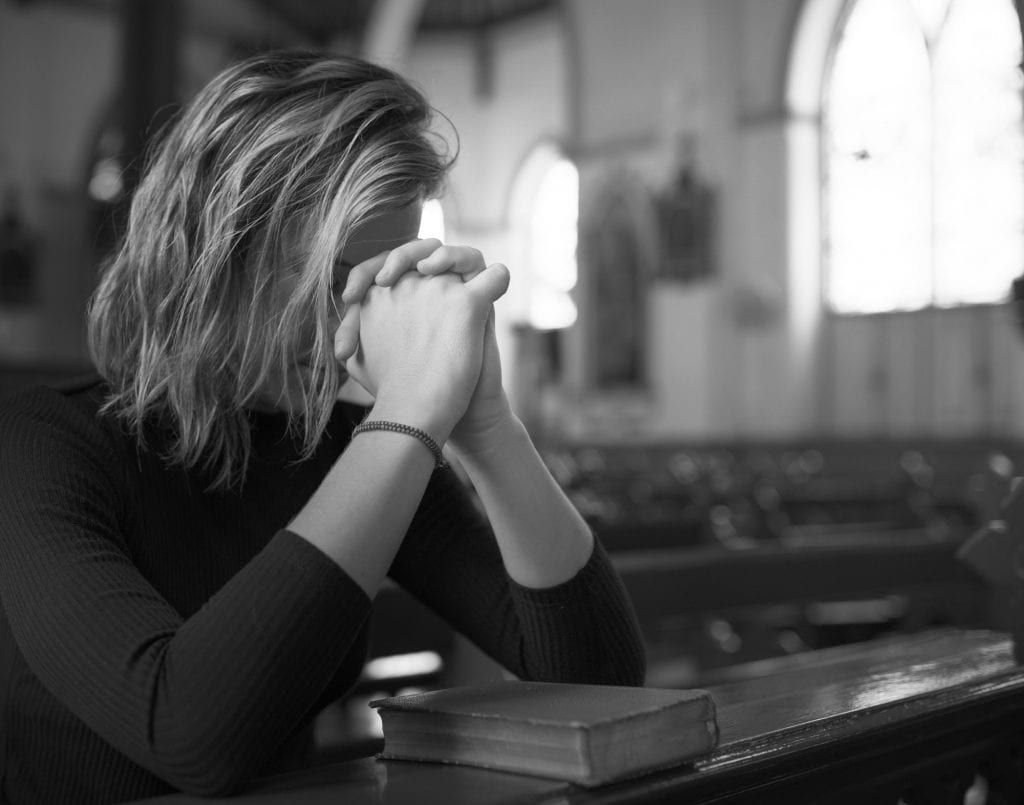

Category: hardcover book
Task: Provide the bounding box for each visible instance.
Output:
[370,680,718,787]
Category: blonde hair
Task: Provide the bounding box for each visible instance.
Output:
[88,50,453,490]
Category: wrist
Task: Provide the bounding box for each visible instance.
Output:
[369,392,456,446]
[449,406,528,460]
[351,420,448,469]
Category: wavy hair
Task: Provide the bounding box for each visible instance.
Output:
[88,50,454,490]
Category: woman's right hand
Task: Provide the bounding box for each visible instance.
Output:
[340,262,510,442]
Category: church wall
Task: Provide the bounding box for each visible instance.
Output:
[549,0,1024,443]
[0,2,233,367]
[408,10,571,413]
[559,0,807,440]
[0,3,117,364]
[2,1,1021,442]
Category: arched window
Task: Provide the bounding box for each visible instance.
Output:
[525,158,578,331]
[418,197,446,242]
[508,143,579,331]
[824,0,1024,313]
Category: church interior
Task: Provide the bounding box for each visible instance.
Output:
[3,0,1024,801]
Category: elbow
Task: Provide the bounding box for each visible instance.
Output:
[162,755,259,798]
[186,778,253,798]
[148,721,264,797]
[180,765,254,798]
[151,746,258,798]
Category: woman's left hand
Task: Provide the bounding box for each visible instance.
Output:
[335,240,515,452]
[448,303,514,455]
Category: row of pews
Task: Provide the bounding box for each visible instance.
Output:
[356,437,1021,691]
[294,437,1024,802]
[536,438,1024,681]
[542,439,1020,550]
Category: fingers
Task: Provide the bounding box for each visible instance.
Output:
[415,245,486,280]
[342,241,494,308]
[465,263,511,304]
[374,238,443,287]
[341,252,388,305]
[341,240,442,305]
[333,302,361,362]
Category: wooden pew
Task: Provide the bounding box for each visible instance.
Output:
[610,532,991,682]
[547,439,1024,549]
[132,629,1024,804]
[611,534,985,619]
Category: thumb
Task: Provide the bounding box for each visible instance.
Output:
[465,262,510,304]
[333,302,361,362]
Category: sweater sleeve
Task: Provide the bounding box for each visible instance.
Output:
[388,466,646,686]
[0,388,371,797]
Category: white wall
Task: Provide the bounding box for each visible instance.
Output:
[558,0,807,440]
[408,10,571,408]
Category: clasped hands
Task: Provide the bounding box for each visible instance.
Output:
[333,238,512,452]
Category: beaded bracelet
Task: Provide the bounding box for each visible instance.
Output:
[351,420,448,469]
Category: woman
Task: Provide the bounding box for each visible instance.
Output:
[0,51,645,804]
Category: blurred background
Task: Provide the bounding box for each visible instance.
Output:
[3,0,1024,753]
[3,0,1024,441]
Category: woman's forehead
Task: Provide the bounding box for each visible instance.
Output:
[341,203,423,264]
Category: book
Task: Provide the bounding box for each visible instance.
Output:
[369,680,719,787]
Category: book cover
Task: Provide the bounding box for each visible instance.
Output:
[370,680,718,787]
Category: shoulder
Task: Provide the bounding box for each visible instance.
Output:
[0,370,108,433]
[0,370,129,481]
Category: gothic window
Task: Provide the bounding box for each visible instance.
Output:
[824,0,1024,313]
[525,157,578,331]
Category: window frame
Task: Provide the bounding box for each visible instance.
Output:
[819,0,1024,317]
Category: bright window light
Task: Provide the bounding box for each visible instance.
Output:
[824,0,1024,313]
[418,198,446,242]
[528,158,579,330]
[360,651,443,682]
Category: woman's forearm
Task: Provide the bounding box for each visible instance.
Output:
[452,414,594,589]
[288,399,441,597]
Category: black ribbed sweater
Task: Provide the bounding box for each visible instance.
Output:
[0,375,645,804]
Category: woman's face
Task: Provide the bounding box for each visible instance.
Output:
[255,201,423,412]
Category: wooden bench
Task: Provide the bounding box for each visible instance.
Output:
[611,533,991,682]
[133,629,1024,804]
[546,439,1024,549]
[611,534,986,620]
